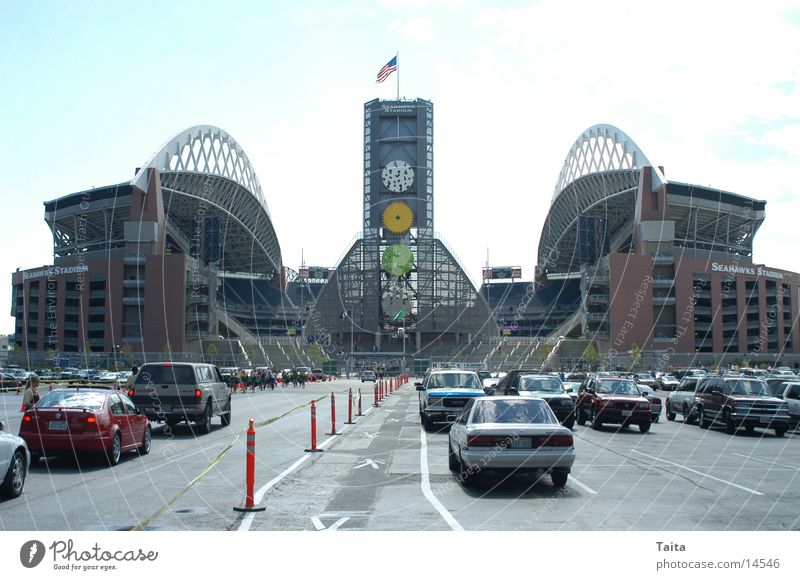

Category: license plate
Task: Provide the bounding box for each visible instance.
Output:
[510,437,531,449]
[49,421,67,431]
[622,410,633,417]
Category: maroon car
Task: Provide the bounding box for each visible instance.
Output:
[19,388,151,466]
[575,376,652,432]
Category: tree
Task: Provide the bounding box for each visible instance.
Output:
[582,342,599,370]
[629,342,642,371]
[206,342,218,361]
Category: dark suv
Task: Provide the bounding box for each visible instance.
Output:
[693,376,790,437]
[575,376,652,432]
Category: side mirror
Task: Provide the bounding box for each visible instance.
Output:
[507,387,519,396]
[414,381,422,387]
[483,387,495,395]
[0,421,6,432]
[416,385,426,391]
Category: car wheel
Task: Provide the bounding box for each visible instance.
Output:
[0,449,27,498]
[421,415,432,432]
[775,426,786,438]
[639,422,651,433]
[576,406,586,426]
[682,404,694,424]
[139,425,152,455]
[107,432,122,466]
[590,408,603,430]
[448,442,459,471]
[698,407,710,429]
[220,398,232,426]
[195,401,213,435]
[166,417,179,428]
[666,403,676,421]
[551,469,569,488]
[458,452,475,487]
[724,411,736,435]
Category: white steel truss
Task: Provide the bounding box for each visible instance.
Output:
[551,124,664,203]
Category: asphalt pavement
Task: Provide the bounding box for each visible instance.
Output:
[2,379,800,531]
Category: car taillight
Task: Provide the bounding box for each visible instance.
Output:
[546,435,574,447]
[467,435,499,447]
[194,389,202,400]
[22,415,32,423]
[86,416,97,424]
[128,388,135,397]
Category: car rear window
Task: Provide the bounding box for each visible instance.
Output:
[37,391,106,410]
[518,376,563,392]
[472,399,557,424]
[427,373,481,389]
[135,364,197,385]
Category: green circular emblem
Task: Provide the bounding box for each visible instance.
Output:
[382,244,414,277]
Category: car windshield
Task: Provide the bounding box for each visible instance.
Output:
[518,376,563,392]
[596,380,640,395]
[726,380,771,396]
[135,365,196,385]
[426,373,481,389]
[37,391,105,410]
[471,399,557,424]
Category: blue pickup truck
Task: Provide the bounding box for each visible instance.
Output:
[416,369,487,431]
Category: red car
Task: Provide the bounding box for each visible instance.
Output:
[575,376,652,432]
[19,388,151,466]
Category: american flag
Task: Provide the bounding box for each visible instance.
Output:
[376,55,397,83]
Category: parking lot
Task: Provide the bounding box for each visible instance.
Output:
[2,378,800,531]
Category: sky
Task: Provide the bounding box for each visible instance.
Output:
[1,0,799,335]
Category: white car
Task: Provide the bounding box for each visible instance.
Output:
[637,384,663,422]
[656,375,680,391]
[0,421,30,499]
[447,397,575,488]
[778,382,800,428]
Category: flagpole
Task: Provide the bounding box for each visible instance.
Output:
[396,51,400,100]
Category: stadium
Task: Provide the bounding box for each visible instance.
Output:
[484,124,800,369]
[9,113,800,372]
[10,126,315,369]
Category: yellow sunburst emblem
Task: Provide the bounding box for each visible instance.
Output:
[382,201,415,234]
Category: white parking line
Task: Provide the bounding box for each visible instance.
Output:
[732,453,800,471]
[419,427,463,531]
[567,475,597,495]
[630,450,764,496]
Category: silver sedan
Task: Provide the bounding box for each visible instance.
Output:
[447,397,575,488]
[0,421,30,499]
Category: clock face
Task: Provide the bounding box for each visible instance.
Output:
[382,201,415,234]
[381,160,415,193]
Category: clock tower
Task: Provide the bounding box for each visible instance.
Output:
[308,98,495,356]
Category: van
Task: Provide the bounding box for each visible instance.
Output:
[128,362,231,434]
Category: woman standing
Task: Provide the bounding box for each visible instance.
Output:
[22,374,40,412]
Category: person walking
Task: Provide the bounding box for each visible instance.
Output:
[22,375,41,412]
[125,366,139,391]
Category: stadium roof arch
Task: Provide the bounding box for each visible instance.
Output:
[539,124,666,275]
[132,125,282,276]
[538,123,765,276]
